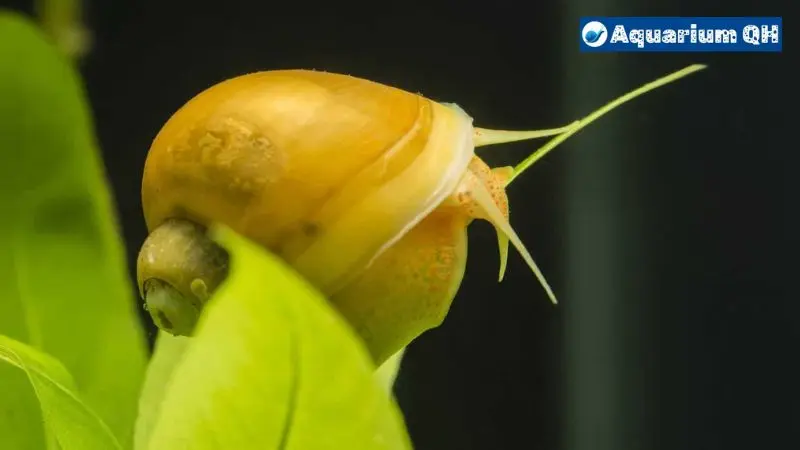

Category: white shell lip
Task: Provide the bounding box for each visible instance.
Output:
[365,102,475,266]
[289,100,477,296]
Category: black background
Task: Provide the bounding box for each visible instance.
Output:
[4,1,794,449]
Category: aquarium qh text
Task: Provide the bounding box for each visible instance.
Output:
[579,17,782,52]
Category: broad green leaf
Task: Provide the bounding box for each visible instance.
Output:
[136,340,405,450]
[0,11,148,449]
[136,335,405,449]
[134,332,191,450]
[0,334,122,450]
[145,227,413,450]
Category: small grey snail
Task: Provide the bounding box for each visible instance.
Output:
[137,65,706,365]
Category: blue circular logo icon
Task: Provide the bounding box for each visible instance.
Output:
[582,21,608,47]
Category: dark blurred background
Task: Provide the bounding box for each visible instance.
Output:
[5,1,794,449]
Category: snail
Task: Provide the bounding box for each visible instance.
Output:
[137,64,706,365]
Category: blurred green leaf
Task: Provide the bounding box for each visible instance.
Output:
[143,227,413,450]
[35,0,91,59]
[0,334,123,450]
[0,10,148,449]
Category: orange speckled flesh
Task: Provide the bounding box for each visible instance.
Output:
[330,158,516,364]
[141,70,475,297]
[331,211,468,365]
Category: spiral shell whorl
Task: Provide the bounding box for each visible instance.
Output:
[137,219,229,336]
[141,70,476,300]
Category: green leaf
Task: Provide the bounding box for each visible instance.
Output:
[0,10,148,449]
[35,0,91,60]
[376,349,405,394]
[143,227,413,450]
[136,339,406,450]
[134,333,190,450]
[136,339,406,449]
[0,334,123,450]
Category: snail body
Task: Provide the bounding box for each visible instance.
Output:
[137,66,707,365]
